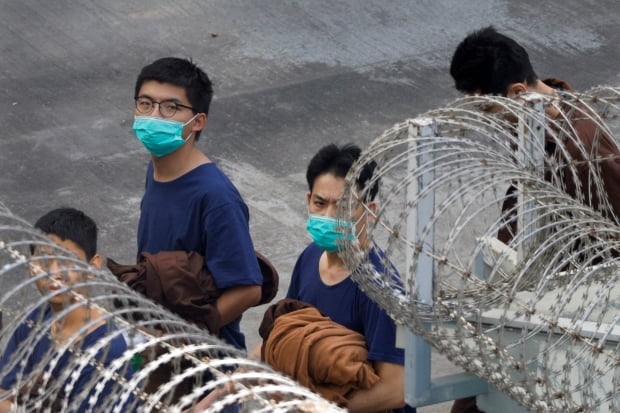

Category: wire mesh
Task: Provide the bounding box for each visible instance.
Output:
[0,202,344,413]
[338,87,620,412]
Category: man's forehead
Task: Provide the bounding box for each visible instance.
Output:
[138,80,189,102]
[32,243,74,257]
[311,192,342,203]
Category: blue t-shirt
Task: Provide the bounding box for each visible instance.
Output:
[0,306,137,412]
[138,162,262,350]
[287,243,416,413]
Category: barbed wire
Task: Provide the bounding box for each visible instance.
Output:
[338,86,620,412]
[0,202,344,413]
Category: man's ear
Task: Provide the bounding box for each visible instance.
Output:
[191,113,207,133]
[365,201,378,222]
[507,82,527,97]
[306,191,312,208]
[367,200,377,215]
[89,253,103,270]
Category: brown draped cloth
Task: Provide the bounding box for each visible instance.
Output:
[107,250,279,403]
[108,250,222,334]
[107,250,279,335]
[259,299,379,406]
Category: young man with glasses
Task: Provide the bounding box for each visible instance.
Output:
[131,57,262,351]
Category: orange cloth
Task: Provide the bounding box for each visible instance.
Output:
[263,306,379,405]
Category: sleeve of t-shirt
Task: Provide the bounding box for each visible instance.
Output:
[0,311,41,391]
[359,292,404,365]
[286,254,303,300]
[0,328,21,389]
[204,202,262,290]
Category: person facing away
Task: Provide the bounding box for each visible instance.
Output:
[286,143,414,413]
[0,208,136,412]
[450,25,620,244]
[449,26,620,413]
[132,57,262,350]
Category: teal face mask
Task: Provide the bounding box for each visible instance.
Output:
[132,115,197,158]
[306,214,356,253]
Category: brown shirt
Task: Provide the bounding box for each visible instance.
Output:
[498,78,620,243]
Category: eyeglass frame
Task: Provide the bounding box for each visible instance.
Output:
[134,96,195,118]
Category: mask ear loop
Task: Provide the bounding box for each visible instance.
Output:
[352,209,368,238]
[351,199,380,248]
[182,113,200,142]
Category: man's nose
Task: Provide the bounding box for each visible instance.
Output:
[150,102,164,118]
[326,204,338,217]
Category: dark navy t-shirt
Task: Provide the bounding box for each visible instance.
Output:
[287,243,416,413]
[138,162,262,350]
[0,306,137,412]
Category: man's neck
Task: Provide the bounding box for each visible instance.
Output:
[319,250,351,285]
[49,304,103,342]
[152,145,210,182]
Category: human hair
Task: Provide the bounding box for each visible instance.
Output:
[306,143,379,201]
[32,208,98,261]
[449,26,538,96]
[135,57,213,141]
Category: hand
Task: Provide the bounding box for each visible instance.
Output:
[182,382,234,413]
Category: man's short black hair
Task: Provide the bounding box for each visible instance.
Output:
[306,143,379,201]
[450,26,538,95]
[135,57,213,141]
[32,208,98,260]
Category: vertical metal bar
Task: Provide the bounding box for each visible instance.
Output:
[405,118,435,403]
[404,119,489,407]
[516,96,546,261]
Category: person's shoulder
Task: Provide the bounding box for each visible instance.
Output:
[187,163,242,197]
[84,324,128,358]
[291,243,322,279]
[298,242,323,261]
[22,305,52,328]
[85,323,125,344]
[4,305,51,351]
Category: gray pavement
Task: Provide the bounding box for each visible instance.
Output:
[1,1,619,411]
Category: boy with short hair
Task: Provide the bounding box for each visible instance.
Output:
[0,207,135,412]
[131,57,263,350]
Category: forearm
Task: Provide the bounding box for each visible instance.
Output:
[346,382,405,413]
[346,361,406,413]
[248,342,263,360]
[0,388,13,412]
[216,284,261,327]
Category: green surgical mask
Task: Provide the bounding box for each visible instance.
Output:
[306,214,356,253]
[132,115,197,157]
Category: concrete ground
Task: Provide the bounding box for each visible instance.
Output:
[1,1,619,411]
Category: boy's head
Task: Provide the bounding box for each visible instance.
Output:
[450,26,538,96]
[33,208,98,261]
[30,208,101,303]
[306,143,379,205]
[305,144,379,251]
[134,57,213,141]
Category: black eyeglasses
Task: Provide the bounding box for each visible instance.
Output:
[134,96,194,118]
